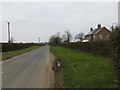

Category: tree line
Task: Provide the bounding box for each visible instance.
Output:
[49,30,85,45]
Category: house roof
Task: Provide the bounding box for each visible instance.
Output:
[86,28,99,36]
[85,27,109,36]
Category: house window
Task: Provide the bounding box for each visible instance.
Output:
[107,35,110,38]
[93,35,95,38]
[98,34,102,38]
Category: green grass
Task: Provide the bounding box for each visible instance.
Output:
[51,46,117,88]
[2,46,41,60]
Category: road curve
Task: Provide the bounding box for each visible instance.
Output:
[2,46,55,88]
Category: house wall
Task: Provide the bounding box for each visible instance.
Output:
[85,35,93,41]
[93,27,110,41]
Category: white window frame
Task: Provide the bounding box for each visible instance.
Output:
[107,35,110,38]
[98,34,102,38]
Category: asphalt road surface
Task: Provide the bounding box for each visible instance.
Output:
[2,46,55,88]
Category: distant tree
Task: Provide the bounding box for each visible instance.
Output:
[49,33,62,46]
[56,32,60,37]
[74,33,85,42]
[63,30,72,42]
[62,34,67,42]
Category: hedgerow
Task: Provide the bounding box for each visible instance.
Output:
[61,41,111,58]
[110,27,120,87]
[2,43,39,52]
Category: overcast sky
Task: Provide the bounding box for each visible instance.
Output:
[1,2,118,43]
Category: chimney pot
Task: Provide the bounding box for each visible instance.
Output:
[98,24,101,29]
[90,28,93,31]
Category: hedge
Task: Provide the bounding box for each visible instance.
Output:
[2,43,39,52]
[110,27,120,87]
[61,41,112,58]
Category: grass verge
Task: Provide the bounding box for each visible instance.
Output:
[51,46,117,88]
[2,46,41,60]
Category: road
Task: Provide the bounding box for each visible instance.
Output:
[2,46,55,88]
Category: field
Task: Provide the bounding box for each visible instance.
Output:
[51,46,117,88]
[2,46,40,60]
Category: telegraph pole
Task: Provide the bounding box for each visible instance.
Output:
[7,21,11,43]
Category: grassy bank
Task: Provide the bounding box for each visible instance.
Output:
[51,46,117,88]
[2,46,41,60]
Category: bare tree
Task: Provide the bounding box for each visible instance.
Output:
[56,32,60,37]
[63,30,72,42]
[62,34,67,42]
[49,33,62,45]
[74,33,85,42]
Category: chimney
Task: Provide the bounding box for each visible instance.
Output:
[98,24,101,29]
[90,28,93,31]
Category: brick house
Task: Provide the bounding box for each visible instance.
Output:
[84,24,111,42]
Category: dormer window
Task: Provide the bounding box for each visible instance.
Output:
[98,34,102,38]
